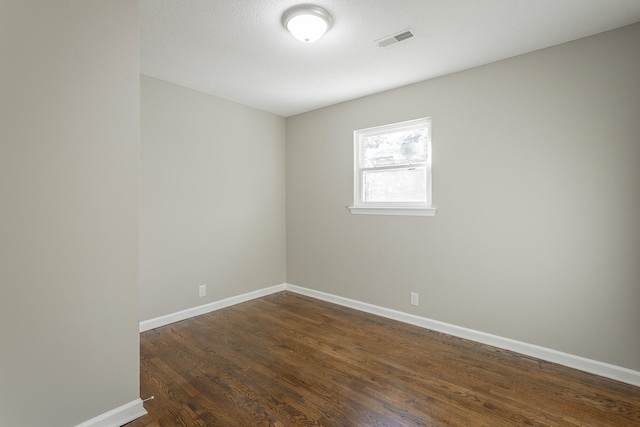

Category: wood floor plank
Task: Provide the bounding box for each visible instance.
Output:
[127,292,640,426]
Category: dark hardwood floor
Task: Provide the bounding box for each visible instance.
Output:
[127,291,640,426]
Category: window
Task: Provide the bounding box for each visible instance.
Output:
[349,118,436,216]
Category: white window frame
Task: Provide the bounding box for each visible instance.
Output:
[349,117,436,217]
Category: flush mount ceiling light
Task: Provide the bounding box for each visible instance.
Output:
[282,4,333,43]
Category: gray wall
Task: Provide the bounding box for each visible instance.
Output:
[140,76,286,321]
[0,1,141,426]
[286,24,640,371]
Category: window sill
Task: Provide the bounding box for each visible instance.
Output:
[348,206,437,217]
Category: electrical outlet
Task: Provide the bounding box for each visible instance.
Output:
[410,292,419,306]
[199,284,206,297]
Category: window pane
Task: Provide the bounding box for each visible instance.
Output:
[362,128,428,168]
[363,168,426,202]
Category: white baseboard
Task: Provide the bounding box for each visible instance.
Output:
[284,283,640,388]
[139,284,286,332]
[137,282,640,388]
[74,398,146,427]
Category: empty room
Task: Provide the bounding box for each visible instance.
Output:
[2,1,639,426]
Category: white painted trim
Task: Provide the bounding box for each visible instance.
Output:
[348,206,437,216]
[137,282,640,387]
[74,398,146,427]
[284,283,640,388]
[139,284,286,332]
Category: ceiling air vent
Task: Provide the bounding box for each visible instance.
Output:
[377,29,414,48]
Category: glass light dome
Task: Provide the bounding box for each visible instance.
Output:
[282,5,333,43]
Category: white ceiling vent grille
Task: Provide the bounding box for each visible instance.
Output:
[377,29,415,48]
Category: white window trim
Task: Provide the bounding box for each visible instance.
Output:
[348,117,436,217]
[348,206,437,216]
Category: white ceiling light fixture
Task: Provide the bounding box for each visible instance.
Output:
[282,4,333,43]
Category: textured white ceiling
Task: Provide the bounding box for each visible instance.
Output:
[141,0,640,117]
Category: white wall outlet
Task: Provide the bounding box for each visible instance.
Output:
[198,284,206,297]
[410,292,419,306]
